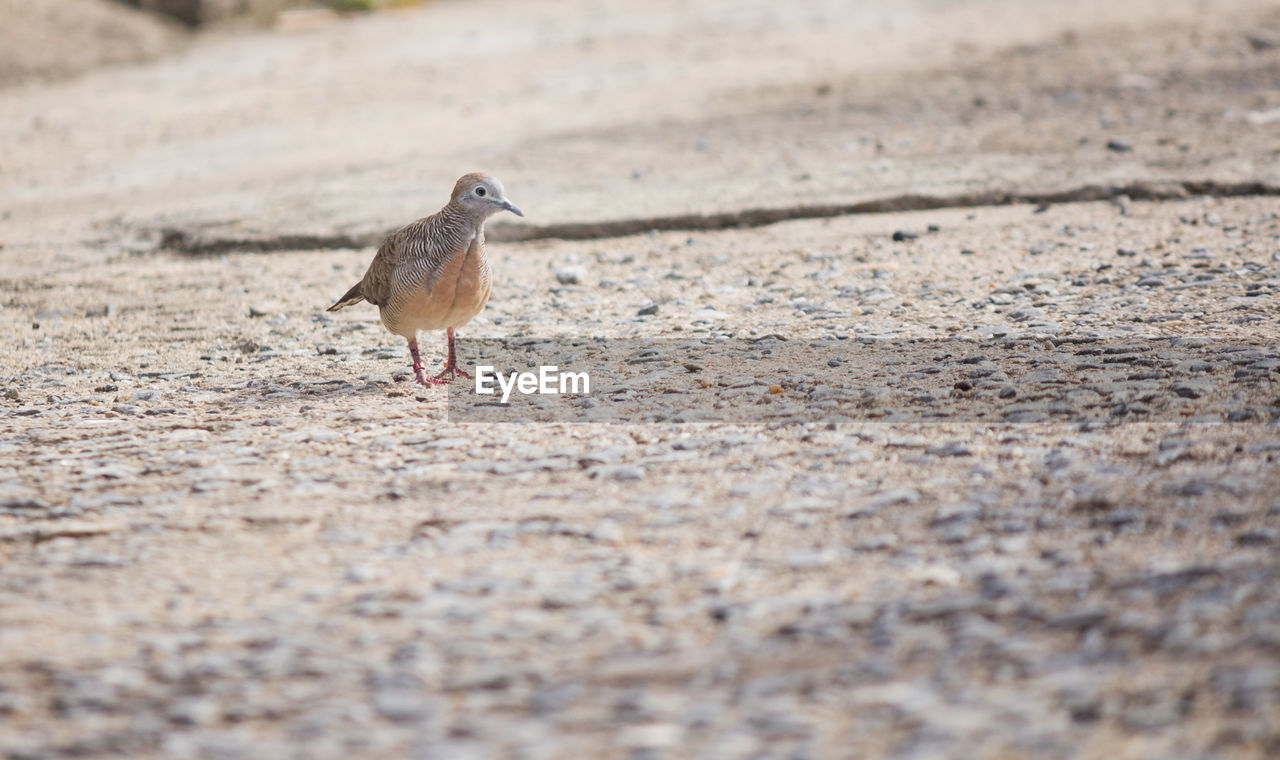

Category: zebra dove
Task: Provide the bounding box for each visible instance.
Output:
[326,173,523,386]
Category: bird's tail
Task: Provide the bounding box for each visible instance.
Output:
[327,282,365,312]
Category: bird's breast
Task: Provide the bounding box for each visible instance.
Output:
[381,232,491,336]
[443,233,493,328]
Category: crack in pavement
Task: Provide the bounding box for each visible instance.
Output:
[156,179,1280,254]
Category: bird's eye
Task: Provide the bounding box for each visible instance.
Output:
[474,187,487,197]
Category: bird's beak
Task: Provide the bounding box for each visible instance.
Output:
[501,199,524,217]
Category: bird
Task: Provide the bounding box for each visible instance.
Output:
[326,173,523,386]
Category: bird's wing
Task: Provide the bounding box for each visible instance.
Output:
[363,213,473,307]
[400,216,466,285]
[357,225,415,307]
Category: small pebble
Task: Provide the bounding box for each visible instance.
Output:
[555,266,588,285]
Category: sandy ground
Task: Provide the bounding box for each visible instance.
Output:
[0,0,185,88]
[2,1,1280,758]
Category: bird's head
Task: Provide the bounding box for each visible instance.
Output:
[451,173,523,219]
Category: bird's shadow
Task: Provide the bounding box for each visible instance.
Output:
[223,375,432,405]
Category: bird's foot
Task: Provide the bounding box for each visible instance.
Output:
[413,361,448,387]
[428,363,471,384]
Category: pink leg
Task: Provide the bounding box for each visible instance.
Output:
[449,328,474,380]
[429,328,472,383]
[409,337,447,386]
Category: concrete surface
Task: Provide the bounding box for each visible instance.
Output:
[2,1,1279,758]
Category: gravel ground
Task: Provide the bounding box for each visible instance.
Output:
[2,1,1279,759]
[3,197,1278,759]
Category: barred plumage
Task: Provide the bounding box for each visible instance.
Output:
[327,173,523,386]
